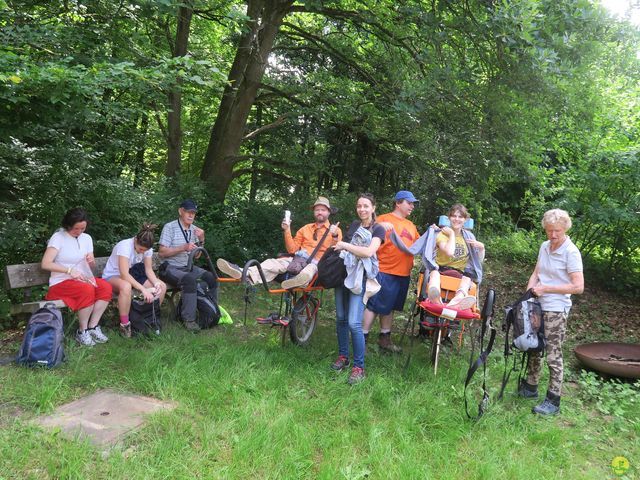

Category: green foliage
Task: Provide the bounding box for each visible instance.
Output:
[484,229,542,263]
[576,371,640,422]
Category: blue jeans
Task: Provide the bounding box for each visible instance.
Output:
[335,284,366,369]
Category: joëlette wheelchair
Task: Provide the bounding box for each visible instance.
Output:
[404,215,481,375]
[218,259,324,346]
[413,271,480,374]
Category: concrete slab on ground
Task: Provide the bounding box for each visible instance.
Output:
[35,389,176,447]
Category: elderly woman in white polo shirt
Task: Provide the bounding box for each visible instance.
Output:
[518,209,584,416]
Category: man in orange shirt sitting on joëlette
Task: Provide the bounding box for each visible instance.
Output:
[216,196,342,290]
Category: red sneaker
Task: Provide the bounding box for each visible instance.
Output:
[348,366,366,385]
[331,355,350,371]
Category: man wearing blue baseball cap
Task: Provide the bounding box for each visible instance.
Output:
[363,190,420,352]
[158,199,217,332]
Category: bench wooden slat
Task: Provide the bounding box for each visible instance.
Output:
[4,254,166,290]
[4,254,176,317]
[10,299,67,315]
[5,263,51,290]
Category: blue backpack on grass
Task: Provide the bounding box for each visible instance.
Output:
[16,304,65,368]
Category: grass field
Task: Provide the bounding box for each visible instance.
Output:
[0,274,638,479]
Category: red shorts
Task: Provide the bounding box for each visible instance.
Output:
[45,278,113,311]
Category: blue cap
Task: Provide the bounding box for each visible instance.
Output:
[180,199,198,211]
[394,190,419,204]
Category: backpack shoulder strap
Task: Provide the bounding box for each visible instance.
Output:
[307,225,332,263]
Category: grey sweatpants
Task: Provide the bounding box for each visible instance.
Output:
[160,264,218,322]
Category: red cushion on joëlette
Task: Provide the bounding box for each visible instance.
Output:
[418,299,480,320]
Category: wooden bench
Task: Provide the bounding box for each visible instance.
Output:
[4,254,179,316]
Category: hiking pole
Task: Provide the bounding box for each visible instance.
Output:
[433,322,442,376]
[240,260,270,334]
[402,304,419,376]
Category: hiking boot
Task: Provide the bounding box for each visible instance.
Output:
[119,322,132,338]
[331,355,350,371]
[87,325,109,343]
[216,259,243,279]
[281,269,314,290]
[75,329,96,347]
[184,319,201,332]
[533,392,560,416]
[517,380,539,399]
[348,366,366,385]
[378,332,402,354]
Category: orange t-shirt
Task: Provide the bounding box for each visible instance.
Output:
[376,213,420,276]
[283,221,342,260]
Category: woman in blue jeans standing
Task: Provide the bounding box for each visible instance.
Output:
[331,193,386,384]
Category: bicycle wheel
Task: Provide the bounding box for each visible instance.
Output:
[289,294,319,345]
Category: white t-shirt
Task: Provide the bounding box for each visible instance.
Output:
[47,229,94,287]
[536,236,583,312]
[102,237,153,280]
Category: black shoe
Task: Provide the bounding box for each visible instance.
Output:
[184,320,201,332]
[518,380,539,399]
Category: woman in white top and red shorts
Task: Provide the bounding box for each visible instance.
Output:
[41,208,113,346]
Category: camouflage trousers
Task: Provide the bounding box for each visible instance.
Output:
[526,310,569,396]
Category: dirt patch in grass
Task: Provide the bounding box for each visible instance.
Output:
[0,401,24,427]
[0,328,22,360]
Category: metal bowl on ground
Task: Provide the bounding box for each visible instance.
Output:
[574,342,640,379]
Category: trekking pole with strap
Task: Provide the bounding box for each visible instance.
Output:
[497,289,537,400]
[463,288,497,419]
[239,259,271,332]
[401,267,427,375]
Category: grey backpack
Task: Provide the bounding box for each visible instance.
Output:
[505,290,545,353]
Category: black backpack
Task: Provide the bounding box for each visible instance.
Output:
[195,281,220,328]
[177,280,220,329]
[16,304,65,368]
[130,298,161,336]
[316,248,347,289]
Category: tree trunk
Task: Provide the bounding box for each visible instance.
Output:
[165,3,193,177]
[133,113,149,188]
[200,0,294,201]
[249,103,262,202]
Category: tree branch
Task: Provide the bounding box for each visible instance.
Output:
[243,113,292,141]
[281,22,379,87]
[231,167,300,183]
[257,83,308,107]
[154,111,168,140]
